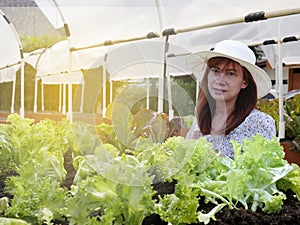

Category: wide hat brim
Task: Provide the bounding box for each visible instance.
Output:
[186,51,272,99]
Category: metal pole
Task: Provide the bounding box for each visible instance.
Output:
[80,79,84,113]
[276,42,285,139]
[34,76,38,113]
[102,54,107,117]
[41,81,44,111]
[11,74,16,113]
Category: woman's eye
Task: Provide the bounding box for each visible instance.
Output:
[227,71,236,76]
[211,68,219,73]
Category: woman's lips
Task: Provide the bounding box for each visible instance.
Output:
[212,88,226,95]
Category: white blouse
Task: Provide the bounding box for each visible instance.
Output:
[186,109,276,159]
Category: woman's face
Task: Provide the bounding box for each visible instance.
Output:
[207,60,248,103]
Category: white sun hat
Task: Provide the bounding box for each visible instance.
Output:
[186,40,272,98]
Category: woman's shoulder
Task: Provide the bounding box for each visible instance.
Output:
[236,108,276,137]
[246,108,274,122]
[228,108,276,140]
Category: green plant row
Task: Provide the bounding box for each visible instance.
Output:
[0,111,299,225]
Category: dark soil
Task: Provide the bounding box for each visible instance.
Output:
[0,170,17,199]
[1,158,299,225]
[143,182,300,225]
[143,193,300,225]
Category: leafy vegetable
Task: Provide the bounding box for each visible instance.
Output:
[0,217,29,225]
[1,114,299,225]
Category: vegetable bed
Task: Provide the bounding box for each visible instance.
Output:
[0,112,299,225]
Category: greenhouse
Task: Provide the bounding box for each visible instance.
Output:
[0,0,300,224]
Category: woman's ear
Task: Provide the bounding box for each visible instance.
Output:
[241,80,248,89]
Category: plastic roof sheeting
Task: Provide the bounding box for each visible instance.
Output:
[0,65,19,82]
[26,39,191,82]
[0,10,21,82]
[106,40,190,81]
[105,13,300,81]
[169,13,300,70]
[35,41,106,75]
[50,0,300,48]
[258,14,300,68]
[31,0,300,82]
[53,0,161,49]
[2,1,300,84]
[38,71,83,85]
[25,40,107,84]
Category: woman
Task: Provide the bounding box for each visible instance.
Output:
[186,40,276,159]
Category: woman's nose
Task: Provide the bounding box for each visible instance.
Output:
[215,73,226,84]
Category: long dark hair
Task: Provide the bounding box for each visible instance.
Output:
[196,57,257,135]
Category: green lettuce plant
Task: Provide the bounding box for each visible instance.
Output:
[284,94,300,151]
[257,94,300,152]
